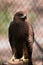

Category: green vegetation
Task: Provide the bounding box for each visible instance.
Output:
[28,11,36,24]
[0,11,11,36]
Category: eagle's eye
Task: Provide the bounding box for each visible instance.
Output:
[17,13,23,17]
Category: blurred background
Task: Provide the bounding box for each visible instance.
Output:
[0,0,43,65]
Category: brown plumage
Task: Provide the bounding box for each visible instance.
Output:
[8,11,34,65]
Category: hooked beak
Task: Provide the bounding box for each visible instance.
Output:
[20,15,27,19]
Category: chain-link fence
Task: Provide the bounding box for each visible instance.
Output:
[0,0,43,65]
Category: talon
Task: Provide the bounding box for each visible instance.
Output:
[8,55,15,63]
[20,58,26,62]
[20,56,26,62]
[20,56,28,62]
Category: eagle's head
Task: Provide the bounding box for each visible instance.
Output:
[13,11,27,21]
